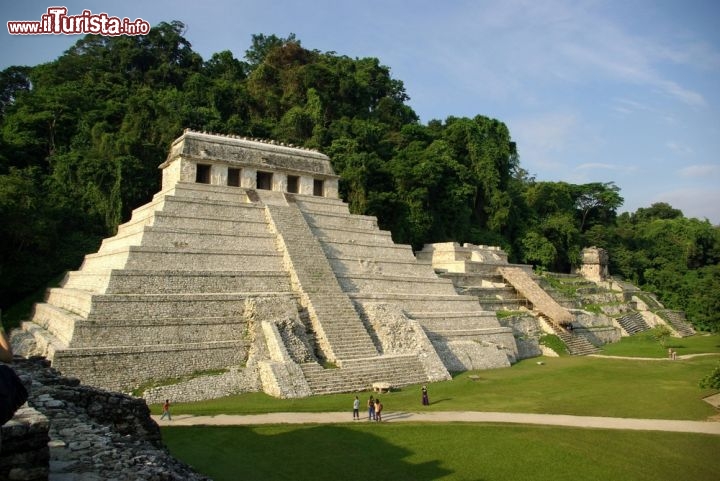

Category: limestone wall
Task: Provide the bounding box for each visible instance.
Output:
[7,358,208,480]
[52,341,248,392]
[358,303,450,382]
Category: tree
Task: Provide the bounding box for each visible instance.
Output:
[699,361,720,390]
[244,33,298,69]
[574,181,623,232]
[648,325,672,348]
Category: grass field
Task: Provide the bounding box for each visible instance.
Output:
[162,424,720,481]
[160,334,720,481]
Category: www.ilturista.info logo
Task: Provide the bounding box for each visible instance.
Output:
[7,7,150,36]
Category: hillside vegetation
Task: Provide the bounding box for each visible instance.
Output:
[1,22,718,331]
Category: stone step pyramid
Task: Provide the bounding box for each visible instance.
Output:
[15,130,517,399]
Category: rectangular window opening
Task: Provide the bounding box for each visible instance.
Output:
[257,171,273,190]
[196,164,211,184]
[313,179,324,197]
[287,175,299,194]
[228,168,241,187]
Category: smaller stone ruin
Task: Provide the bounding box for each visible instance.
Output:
[573,247,610,282]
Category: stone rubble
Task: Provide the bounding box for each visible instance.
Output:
[8,357,210,481]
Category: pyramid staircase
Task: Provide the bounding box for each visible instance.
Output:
[265,200,379,362]
[498,267,574,325]
[616,311,650,335]
[294,196,517,370]
[657,310,696,337]
[265,197,435,394]
[541,315,600,356]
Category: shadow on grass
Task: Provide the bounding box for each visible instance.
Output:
[427,397,452,405]
[162,425,455,481]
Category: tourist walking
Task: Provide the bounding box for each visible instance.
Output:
[368,395,375,421]
[353,396,360,420]
[160,399,172,421]
[374,398,383,422]
[421,385,430,406]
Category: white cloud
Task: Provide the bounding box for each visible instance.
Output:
[678,164,720,178]
[666,141,695,156]
[575,163,619,171]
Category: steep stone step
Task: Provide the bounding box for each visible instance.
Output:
[546,320,600,355]
[336,274,458,296]
[148,212,270,236]
[265,204,378,361]
[318,241,417,263]
[45,290,294,321]
[658,310,696,337]
[328,256,436,278]
[410,312,503,331]
[300,355,429,395]
[103,270,291,295]
[102,227,276,252]
[303,211,380,231]
[616,311,649,335]
[348,293,485,314]
[81,246,284,272]
[499,267,573,324]
[162,182,252,204]
[312,226,395,245]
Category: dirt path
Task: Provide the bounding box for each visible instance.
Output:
[589,352,720,361]
[153,411,720,435]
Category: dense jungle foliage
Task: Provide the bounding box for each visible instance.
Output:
[1,22,718,331]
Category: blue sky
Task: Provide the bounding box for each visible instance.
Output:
[2,0,719,223]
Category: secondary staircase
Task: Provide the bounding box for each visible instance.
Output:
[498,267,573,325]
[541,315,600,356]
[616,311,650,335]
[299,355,429,395]
[657,310,696,337]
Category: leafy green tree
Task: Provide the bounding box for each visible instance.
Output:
[699,361,720,390]
[574,182,623,232]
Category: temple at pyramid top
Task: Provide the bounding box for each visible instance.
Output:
[160,129,340,198]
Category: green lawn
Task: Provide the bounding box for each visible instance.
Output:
[159,334,720,480]
[162,424,720,481]
[599,331,720,358]
[157,349,720,421]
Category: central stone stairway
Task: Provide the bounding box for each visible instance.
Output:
[265,198,434,394]
[265,200,379,362]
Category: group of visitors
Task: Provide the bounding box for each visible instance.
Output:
[362,395,383,421]
[354,385,431,421]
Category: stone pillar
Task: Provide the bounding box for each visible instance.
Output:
[273,172,288,192]
[299,176,314,196]
[241,168,257,189]
[160,158,182,191]
[324,178,339,199]
[211,164,227,186]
